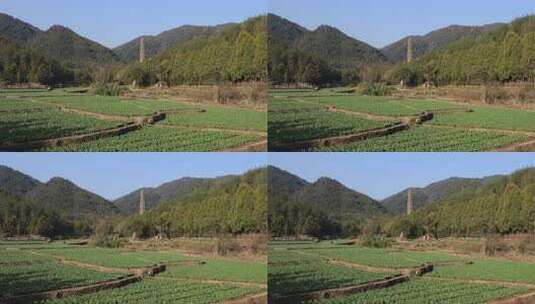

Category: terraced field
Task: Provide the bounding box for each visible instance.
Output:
[0,88,266,151]
[268,98,393,148]
[312,126,528,152]
[268,88,535,152]
[0,241,267,304]
[268,240,535,304]
[41,126,261,152]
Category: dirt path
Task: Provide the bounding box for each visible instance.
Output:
[156,276,267,289]
[270,275,410,304]
[220,292,267,304]
[488,291,535,304]
[224,140,268,152]
[423,276,535,289]
[156,124,267,137]
[269,123,410,152]
[492,139,535,152]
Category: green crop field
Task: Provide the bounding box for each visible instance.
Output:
[306,95,462,116]
[0,249,125,297]
[305,278,527,304]
[268,98,393,146]
[268,247,394,298]
[41,126,261,152]
[0,88,266,151]
[163,105,267,131]
[312,126,528,152]
[306,246,461,269]
[268,88,535,152]
[0,241,266,304]
[268,241,535,304]
[43,278,263,304]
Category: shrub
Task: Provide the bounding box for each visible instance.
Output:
[357,83,394,96]
[359,235,393,248]
[484,85,509,104]
[217,236,241,256]
[485,235,511,256]
[519,83,535,103]
[90,82,125,96]
[518,234,535,254]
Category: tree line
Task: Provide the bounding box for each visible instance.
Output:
[117,168,267,238]
[383,168,535,239]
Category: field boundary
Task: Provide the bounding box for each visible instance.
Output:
[221,292,268,304]
[1,264,165,304]
[269,274,410,304]
[269,122,410,151]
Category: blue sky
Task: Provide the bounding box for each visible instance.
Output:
[0,153,267,200]
[269,153,535,200]
[0,0,266,48]
[270,0,535,48]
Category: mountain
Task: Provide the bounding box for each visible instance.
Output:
[391,15,535,85]
[388,168,535,238]
[0,13,41,43]
[0,13,120,70]
[122,168,267,237]
[128,15,267,86]
[0,165,119,220]
[0,165,41,198]
[381,176,503,214]
[27,177,119,219]
[113,24,233,62]
[382,23,505,63]
[268,166,387,237]
[113,175,237,214]
[29,25,121,69]
[269,14,386,70]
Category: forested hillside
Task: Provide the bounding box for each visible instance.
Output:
[391,16,535,85]
[0,34,73,85]
[113,175,237,214]
[382,23,504,63]
[268,167,387,238]
[381,176,502,214]
[268,14,387,86]
[124,16,267,86]
[114,24,233,62]
[121,168,267,238]
[0,166,120,238]
[386,168,535,238]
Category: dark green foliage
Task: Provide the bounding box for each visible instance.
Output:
[0,166,120,223]
[268,167,387,238]
[114,24,233,62]
[28,25,121,70]
[90,82,125,96]
[381,176,501,214]
[0,35,73,85]
[357,82,393,96]
[390,16,535,85]
[113,176,238,215]
[359,235,393,248]
[121,16,267,86]
[0,191,74,238]
[268,14,387,86]
[120,168,267,238]
[385,168,535,238]
[382,24,504,63]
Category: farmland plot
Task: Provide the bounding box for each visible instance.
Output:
[268,241,535,304]
[0,241,267,304]
[268,88,535,152]
[0,88,266,151]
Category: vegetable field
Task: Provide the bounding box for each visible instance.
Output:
[268,88,535,152]
[0,88,266,151]
[268,240,535,304]
[0,240,267,304]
